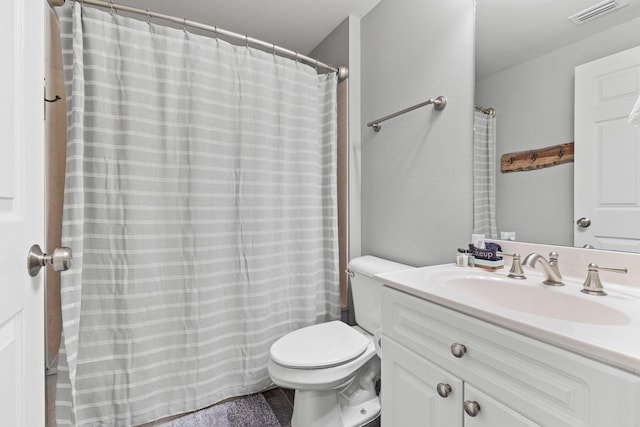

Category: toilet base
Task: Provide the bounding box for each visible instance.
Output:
[290,357,381,427]
[340,395,380,427]
[291,389,380,427]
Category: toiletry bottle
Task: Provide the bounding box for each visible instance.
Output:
[471,233,486,249]
[456,249,468,266]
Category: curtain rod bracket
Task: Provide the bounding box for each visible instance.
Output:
[337,66,349,81]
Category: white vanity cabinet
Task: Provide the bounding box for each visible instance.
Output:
[380,286,640,426]
[383,337,537,426]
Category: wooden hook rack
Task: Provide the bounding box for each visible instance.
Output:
[500,142,574,173]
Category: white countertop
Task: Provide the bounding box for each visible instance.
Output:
[375,264,640,374]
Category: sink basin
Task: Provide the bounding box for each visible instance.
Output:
[375,264,640,373]
[442,276,631,325]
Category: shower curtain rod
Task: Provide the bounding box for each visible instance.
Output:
[53,0,349,81]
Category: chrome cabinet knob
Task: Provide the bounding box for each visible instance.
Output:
[576,217,591,228]
[450,343,467,358]
[27,244,73,277]
[463,400,481,417]
[436,383,452,398]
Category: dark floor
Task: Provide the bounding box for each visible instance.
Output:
[263,388,296,427]
[157,387,381,427]
[48,372,380,427]
[252,388,380,427]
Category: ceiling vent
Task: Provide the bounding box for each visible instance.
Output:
[569,0,629,25]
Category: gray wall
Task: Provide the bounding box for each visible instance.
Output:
[310,18,357,322]
[310,17,363,261]
[476,17,640,246]
[309,18,349,69]
[360,0,475,266]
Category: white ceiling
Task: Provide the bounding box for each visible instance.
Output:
[86,1,640,80]
[112,0,381,55]
[476,0,640,80]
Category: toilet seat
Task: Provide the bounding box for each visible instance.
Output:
[268,341,377,391]
[270,321,369,369]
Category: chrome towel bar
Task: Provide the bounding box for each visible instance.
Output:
[367,95,447,132]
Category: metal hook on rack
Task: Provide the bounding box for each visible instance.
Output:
[109,0,115,15]
[146,8,151,24]
[45,95,61,103]
[183,18,187,32]
[245,34,249,48]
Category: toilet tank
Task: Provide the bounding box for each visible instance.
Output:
[347,256,413,334]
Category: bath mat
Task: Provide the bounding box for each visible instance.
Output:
[158,394,282,427]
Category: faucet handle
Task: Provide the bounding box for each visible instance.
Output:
[498,252,526,279]
[581,263,628,296]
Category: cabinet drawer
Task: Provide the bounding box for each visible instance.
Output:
[381,286,640,427]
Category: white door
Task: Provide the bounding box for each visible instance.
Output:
[0,0,45,426]
[574,45,640,251]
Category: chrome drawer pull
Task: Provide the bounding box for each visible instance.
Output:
[450,343,467,358]
[436,383,452,398]
[464,400,481,417]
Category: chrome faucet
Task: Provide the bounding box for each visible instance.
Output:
[522,251,564,286]
[581,263,628,296]
[497,252,526,279]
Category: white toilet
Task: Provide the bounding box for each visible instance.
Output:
[268,256,412,427]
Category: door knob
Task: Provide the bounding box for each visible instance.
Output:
[27,244,72,277]
[576,217,591,228]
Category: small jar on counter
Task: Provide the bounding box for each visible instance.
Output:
[456,249,469,266]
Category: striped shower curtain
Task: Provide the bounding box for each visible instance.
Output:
[473,110,498,238]
[56,4,339,426]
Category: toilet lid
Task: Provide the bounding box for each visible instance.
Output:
[270,321,370,369]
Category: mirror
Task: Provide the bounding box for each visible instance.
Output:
[475,0,640,250]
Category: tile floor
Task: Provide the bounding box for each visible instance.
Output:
[262,388,296,427]
[48,374,381,427]
[155,387,381,427]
